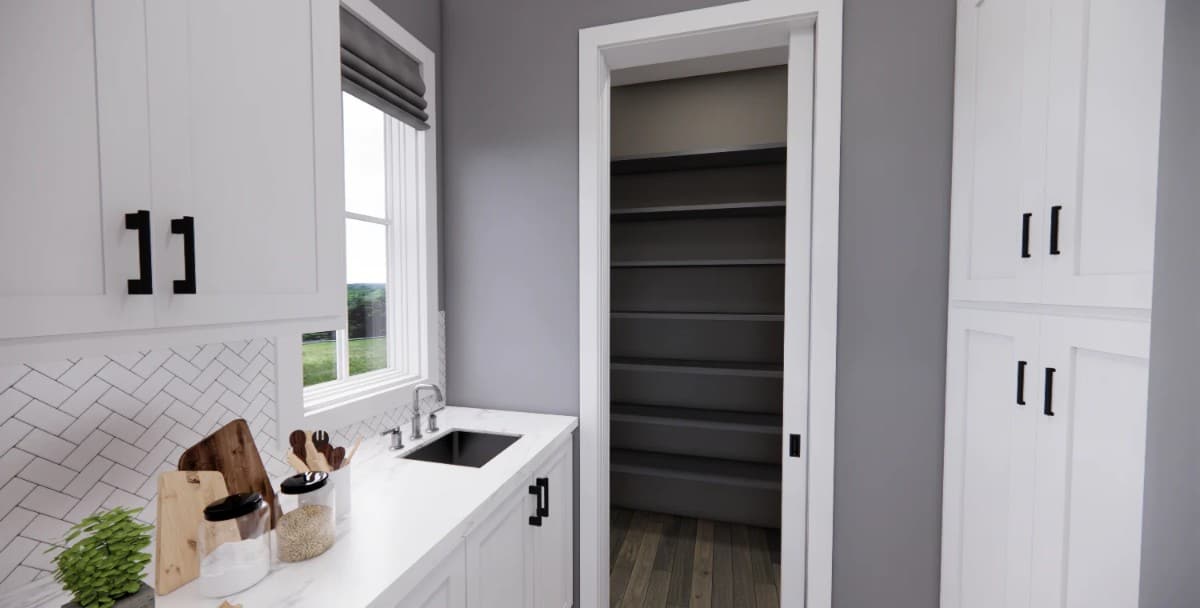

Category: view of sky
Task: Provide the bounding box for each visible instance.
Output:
[343,92,389,285]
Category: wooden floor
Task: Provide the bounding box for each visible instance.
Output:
[610,508,781,608]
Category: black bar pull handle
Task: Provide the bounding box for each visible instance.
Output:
[124,210,153,295]
[1049,205,1062,255]
[789,434,802,457]
[170,216,196,294]
[1017,361,1027,405]
[528,482,543,526]
[1021,213,1032,259]
[1043,367,1057,416]
[537,477,550,518]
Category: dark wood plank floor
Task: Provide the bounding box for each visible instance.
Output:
[611,508,781,607]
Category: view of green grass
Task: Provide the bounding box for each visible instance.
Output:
[302,337,387,386]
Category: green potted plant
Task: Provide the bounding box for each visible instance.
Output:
[51,507,155,608]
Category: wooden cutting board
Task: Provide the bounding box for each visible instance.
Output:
[177,419,281,528]
[155,471,236,595]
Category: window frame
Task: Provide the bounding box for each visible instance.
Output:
[277,0,440,437]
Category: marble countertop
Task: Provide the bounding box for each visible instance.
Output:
[155,406,577,608]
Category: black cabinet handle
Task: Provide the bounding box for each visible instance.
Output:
[528,477,549,526]
[528,482,542,525]
[124,210,153,295]
[1043,367,1057,416]
[538,477,550,518]
[1021,213,1032,259]
[170,216,196,294]
[1049,205,1062,255]
[1016,361,1027,405]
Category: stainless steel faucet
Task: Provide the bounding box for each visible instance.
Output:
[411,383,444,440]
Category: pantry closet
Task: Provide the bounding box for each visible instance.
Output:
[608,65,787,604]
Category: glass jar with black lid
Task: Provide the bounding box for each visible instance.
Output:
[276,471,336,562]
[198,492,271,597]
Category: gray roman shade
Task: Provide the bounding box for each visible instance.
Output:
[340,8,429,130]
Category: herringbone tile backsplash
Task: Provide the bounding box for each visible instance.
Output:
[0,337,425,593]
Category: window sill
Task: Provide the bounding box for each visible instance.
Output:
[294,369,430,433]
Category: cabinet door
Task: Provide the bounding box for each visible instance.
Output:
[465,488,534,608]
[1041,0,1165,309]
[0,0,155,339]
[396,545,467,608]
[941,308,1040,608]
[144,0,344,327]
[948,0,1052,304]
[1029,318,1150,608]
[533,444,574,608]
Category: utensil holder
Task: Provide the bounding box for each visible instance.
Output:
[330,466,351,521]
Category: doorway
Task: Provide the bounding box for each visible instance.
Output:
[578,3,844,607]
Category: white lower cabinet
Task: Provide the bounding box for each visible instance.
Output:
[394,443,574,608]
[941,309,1150,608]
[396,545,467,608]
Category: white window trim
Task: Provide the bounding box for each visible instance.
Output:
[277,0,439,439]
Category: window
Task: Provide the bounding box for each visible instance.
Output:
[301,91,425,393]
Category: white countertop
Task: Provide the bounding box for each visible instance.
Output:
[158,406,577,608]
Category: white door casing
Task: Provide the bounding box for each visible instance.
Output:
[578,2,843,606]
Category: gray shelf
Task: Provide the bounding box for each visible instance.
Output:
[610,449,781,491]
[611,403,782,434]
[611,143,787,175]
[611,258,784,268]
[611,311,784,322]
[611,356,783,379]
[611,200,785,222]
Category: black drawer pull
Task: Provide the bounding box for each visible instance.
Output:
[124,210,152,295]
[1021,213,1032,259]
[528,481,543,527]
[1049,205,1062,255]
[1016,360,1027,405]
[538,477,549,518]
[1043,367,1056,416]
[170,216,196,294]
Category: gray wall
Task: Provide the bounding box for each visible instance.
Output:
[1140,0,1200,604]
[440,1,955,606]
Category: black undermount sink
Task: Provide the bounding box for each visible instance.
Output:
[401,430,521,468]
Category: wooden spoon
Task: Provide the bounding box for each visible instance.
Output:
[288,430,307,463]
[313,430,336,467]
[304,432,328,472]
[330,446,346,470]
[346,437,363,465]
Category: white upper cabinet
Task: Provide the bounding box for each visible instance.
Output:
[950,0,1165,310]
[1041,0,1166,309]
[949,0,1051,304]
[0,0,344,342]
[145,0,345,327]
[0,0,155,339]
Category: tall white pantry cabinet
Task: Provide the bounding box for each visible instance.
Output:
[941,0,1165,607]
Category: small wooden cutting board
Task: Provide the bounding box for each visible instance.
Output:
[178,419,281,528]
[155,471,234,595]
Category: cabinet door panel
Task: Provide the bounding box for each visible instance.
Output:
[948,0,1050,304]
[941,309,1040,608]
[1042,0,1165,309]
[1029,318,1149,608]
[0,0,155,339]
[146,0,344,327]
[396,545,466,608]
[534,445,574,608]
[465,490,534,608]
